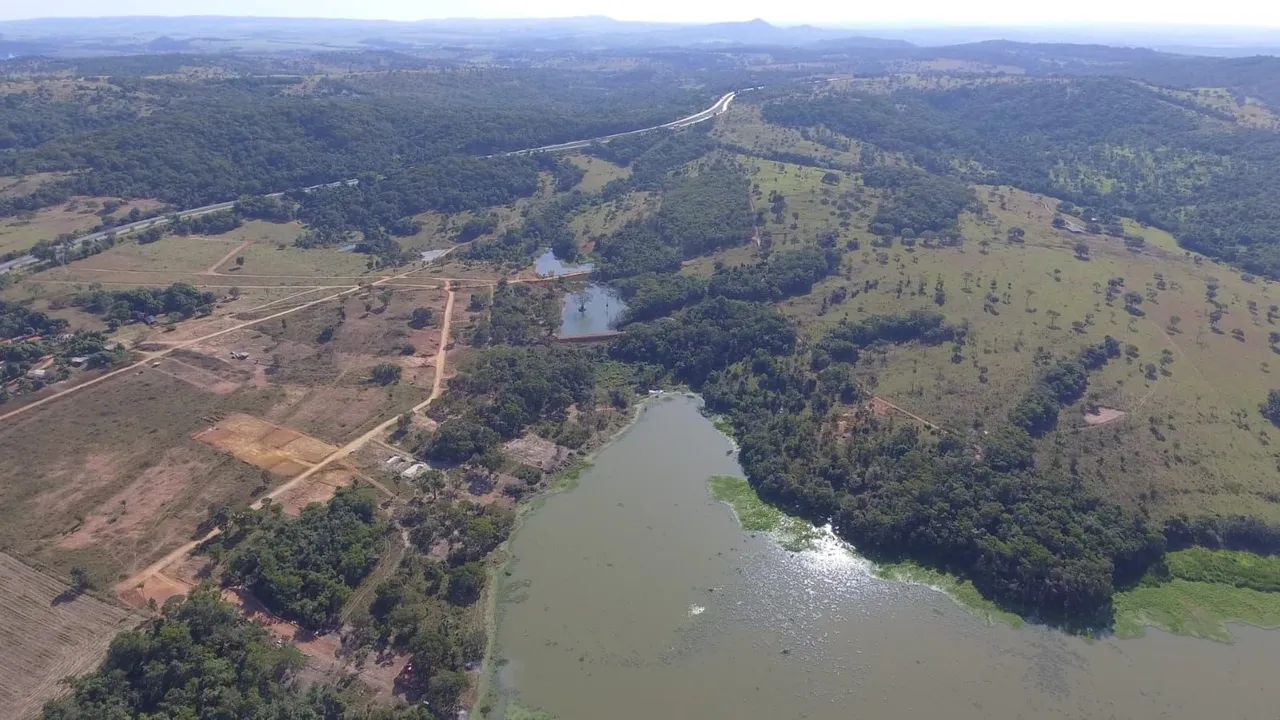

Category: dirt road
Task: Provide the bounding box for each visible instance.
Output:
[116,281,458,597]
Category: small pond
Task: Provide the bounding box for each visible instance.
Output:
[559,284,626,337]
[534,249,593,277]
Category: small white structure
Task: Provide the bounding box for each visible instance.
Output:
[385,455,410,470]
[400,462,428,480]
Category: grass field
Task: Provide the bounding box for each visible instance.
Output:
[705,152,1280,523]
[712,103,861,169]
[566,153,630,193]
[0,197,164,256]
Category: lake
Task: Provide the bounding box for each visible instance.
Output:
[490,395,1280,720]
[559,284,626,338]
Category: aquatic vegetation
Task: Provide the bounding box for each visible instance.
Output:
[1113,548,1280,641]
[874,561,1025,628]
[708,475,820,551]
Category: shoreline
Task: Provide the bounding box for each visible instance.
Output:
[470,392,690,717]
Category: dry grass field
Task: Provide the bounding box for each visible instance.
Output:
[0,553,138,720]
[0,197,165,256]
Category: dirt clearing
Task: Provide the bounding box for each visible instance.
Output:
[194,413,338,475]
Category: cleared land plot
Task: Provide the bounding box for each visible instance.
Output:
[174,288,444,443]
[194,412,338,475]
[0,371,272,581]
[0,552,137,720]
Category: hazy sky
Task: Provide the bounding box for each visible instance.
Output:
[3,0,1279,27]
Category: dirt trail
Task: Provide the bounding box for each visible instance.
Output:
[0,263,447,424]
[116,282,457,598]
[870,396,948,433]
[206,239,253,274]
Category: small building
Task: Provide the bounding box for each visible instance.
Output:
[400,463,428,480]
[229,351,250,360]
[68,356,90,368]
[385,455,409,470]
[26,368,47,381]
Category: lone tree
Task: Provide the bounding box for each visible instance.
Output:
[408,307,434,329]
[370,363,402,385]
[1263,390,1280,427]
[69,566,94,594]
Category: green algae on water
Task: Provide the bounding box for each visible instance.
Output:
[707,475,820,551]
[1113,548,1280,642]
[874,561,1025,629]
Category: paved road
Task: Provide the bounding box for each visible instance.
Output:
[2,90,739,274]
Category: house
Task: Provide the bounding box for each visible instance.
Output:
[68,356,90,368]
[229,351,250,360]
[26,368,47,381]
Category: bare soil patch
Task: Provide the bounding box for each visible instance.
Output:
[272,466,355,515]
[1084,407,1128,425]
[194,412,338,476]
[502,434,572,472]
[0,372,264,580]
[0,552,137,720]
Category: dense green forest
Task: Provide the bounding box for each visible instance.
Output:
[424,346,596,463]
[764,78,1280,277]
[42,588,430,720]
[1,68,710,211]
[212,488,386,628]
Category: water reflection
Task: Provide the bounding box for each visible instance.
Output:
[560,284,627,337]
[534,249,594,277]
[493,395,1280,720]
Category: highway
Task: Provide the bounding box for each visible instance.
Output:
[1,90,738,274]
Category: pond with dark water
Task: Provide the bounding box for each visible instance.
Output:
[558,284,626,337]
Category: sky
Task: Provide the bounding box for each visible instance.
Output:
[3,0,1280,28]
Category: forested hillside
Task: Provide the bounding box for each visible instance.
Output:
[765,78,1280,277]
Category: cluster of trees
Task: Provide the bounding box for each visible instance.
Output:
[654,163,753,257]
[611,297,795,385]
[42,588,430,720]
[593,164,753,279]
[466,193,587,266]
[72,282,216,324]
[471,281,558,346]
[1262,389,1280,427]
[812,310,959,367]
[0,299,65,339]
[1009,338,1120,436]
[688,337,1162,622]
[611,248,840,324]
[216,489,385,628]
[765,78,1280,279]
[423,346,595,463]
[862,166,975,237]
[707,248,841,302]
[590,126,719,194]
